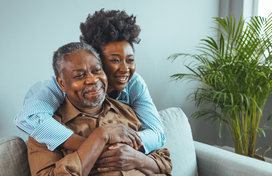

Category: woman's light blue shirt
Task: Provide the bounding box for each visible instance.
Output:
[14,72,165,154]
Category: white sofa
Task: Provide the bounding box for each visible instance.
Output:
[1,107,272,176]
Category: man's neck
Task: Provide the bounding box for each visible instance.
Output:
[79,104,104,116]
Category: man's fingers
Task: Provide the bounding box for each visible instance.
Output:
[97,167,116,172]
[134,134,142,148]
[95,154,120,167]
[126,127,142,149]
[99,149,117,159]
[108,143,121,150]
[128,127,142,144]
[124,137,133,148]
[105,123,142,150]
[128,133,138,150]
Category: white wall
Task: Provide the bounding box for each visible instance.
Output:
[0,0,220,142]
[2,0,270,157]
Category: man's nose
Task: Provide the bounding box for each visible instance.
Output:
[85,72,98,84]
[119,61,129,72]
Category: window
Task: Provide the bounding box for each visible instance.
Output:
[258,0,272,17]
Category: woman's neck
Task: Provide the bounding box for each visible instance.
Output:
[107,90,119,99]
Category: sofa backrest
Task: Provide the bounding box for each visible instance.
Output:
[0,136,31,176]
[0,107,198,176]
[159,107,198,176]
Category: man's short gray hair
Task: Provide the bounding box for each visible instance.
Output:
[52,42,101,77]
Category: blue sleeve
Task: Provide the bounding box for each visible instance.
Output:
[129,74,166,154]
[13,76,74,151]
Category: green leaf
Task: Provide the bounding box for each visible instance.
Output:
[167,12,272,157]
[258,128,266,137]
[267,112,272,121]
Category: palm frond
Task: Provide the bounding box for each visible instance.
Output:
[168,12,272,157]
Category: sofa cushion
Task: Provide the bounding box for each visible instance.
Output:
[159,107,198,176]
[0,136,31,176]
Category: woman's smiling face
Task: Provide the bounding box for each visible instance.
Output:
[101,41,136,93]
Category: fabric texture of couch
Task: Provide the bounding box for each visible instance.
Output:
[1,107,272,176]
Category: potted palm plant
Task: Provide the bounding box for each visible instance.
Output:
[168,13,272,158]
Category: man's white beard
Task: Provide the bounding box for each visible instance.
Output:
[82,93,105,107]
[81,81,106,107]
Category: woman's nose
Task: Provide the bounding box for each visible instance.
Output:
[119,62,129,72]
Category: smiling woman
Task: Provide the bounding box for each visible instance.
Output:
[102,41,136,95]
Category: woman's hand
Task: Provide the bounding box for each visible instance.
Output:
[94,143,143,172]
[100,123,142,150]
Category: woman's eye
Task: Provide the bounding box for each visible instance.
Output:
[110,59,119,63]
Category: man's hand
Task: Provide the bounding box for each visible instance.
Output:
[94,143,143,172]
[100,123,142,150]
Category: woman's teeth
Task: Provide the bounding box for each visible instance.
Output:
[116,77,128,81]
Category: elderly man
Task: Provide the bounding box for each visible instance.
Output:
[27,42,172,176]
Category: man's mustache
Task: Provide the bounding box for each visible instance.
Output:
[82,81,105,96]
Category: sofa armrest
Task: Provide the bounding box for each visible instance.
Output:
[0,136,31,176]
[194,141,272,176]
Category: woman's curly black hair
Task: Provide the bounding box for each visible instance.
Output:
[80,9,141,55]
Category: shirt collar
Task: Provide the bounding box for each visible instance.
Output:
[116,88,128,100]
[58,97,119,124]
[105,88,128,101]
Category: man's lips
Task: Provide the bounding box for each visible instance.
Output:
[84,87,102,95]
[83,83,105,97]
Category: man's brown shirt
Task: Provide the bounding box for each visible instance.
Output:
[28,97,172,176]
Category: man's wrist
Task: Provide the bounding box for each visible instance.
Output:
[136,152,146,170]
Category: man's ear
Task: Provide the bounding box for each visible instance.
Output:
[56,76,66,93]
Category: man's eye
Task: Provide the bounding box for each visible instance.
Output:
[128,59,134,63]
[75,73,85,78]
[93,68,102,74]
